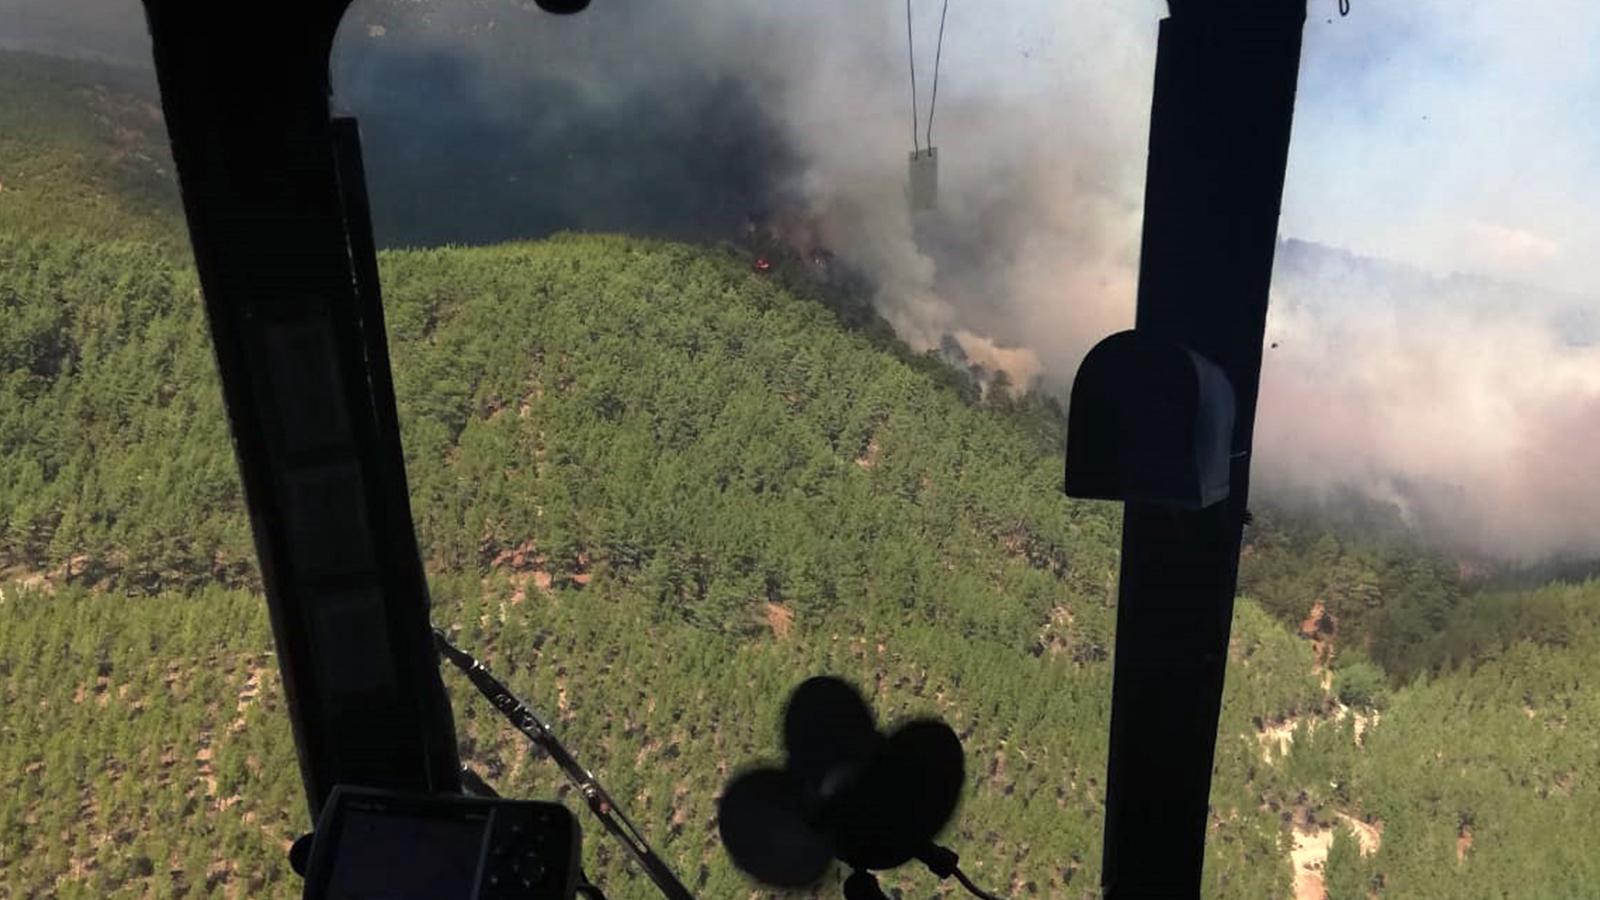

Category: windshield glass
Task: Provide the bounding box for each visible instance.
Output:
[1235,5,1600,899]
[1,2,1597,899]
[329,1,1146,895]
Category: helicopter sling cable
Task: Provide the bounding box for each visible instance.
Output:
[433,628,696,900]
[906,0,951,211]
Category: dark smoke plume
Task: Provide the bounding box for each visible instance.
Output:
[334,47,802,247]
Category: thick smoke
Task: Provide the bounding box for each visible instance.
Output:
[7,1,1599,561]
[1252,2,1600,562]
[334,47,801,246]
[2,0,151,66]
[1257,243,1600,560]
[329,0,1155,385]
[328,1,1600,560]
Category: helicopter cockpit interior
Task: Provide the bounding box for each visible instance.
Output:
[137,0,1300,897]
[11,0,1595,898]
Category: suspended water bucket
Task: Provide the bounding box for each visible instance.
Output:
[909,146,938,212]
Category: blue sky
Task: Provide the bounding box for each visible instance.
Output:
[1285,3,1600,296]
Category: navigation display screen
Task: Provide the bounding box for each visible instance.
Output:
[324,808,488,899]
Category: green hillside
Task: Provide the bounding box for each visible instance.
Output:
[0,53,183,246]
[3,53,1600,900]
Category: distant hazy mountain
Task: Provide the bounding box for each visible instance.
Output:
[1275,237,1597,346]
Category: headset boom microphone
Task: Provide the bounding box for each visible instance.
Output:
[718,676,995,897]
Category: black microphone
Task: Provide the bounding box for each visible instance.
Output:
[717,677,965,885]
[532,0,591,13]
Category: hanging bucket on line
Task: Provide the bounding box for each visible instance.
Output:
[909,146,938,212]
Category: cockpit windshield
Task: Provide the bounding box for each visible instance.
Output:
[1,2,1597,898]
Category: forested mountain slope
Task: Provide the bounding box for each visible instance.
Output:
[3,52,1600,900]
[0,54,182,245]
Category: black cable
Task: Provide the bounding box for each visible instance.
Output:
[918,845,1008,900]
[459,766,500,798]
[1339,0,1350,14]
[906,0,920,154]
[925,0,951,150]
[575,872,609,900]
[844,869,891,900]
[432,629,696,900]
[952,866,1007,900]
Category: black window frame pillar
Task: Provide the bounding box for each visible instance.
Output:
[140,0,461,820]
[1099,2,1307,897]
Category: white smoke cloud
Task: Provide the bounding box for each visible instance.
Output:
[1256,245,1600,559]
[770,0,1157,391]
[1251,3,1600,559]
[763,0,1600,562]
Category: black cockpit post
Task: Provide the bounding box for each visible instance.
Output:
[140,0,461,819]
[1080,1,1308,896]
